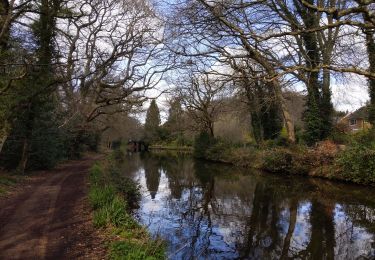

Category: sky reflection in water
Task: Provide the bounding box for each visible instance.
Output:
[121,151,375,260]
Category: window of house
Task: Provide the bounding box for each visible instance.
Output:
[349,119,357,126]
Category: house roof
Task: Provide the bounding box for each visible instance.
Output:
[347,106,369,120]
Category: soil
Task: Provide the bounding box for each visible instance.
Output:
[0,154,107,260]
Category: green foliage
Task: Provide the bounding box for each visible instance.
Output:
[272,126,290,147]
[0,97,65,170]
[227,146,260,168]
[205,139,232,162]
[261,101,283,140]
[262,146,311,175]
[108,162,141,209]
[335,130,375,184]
[89,185,115,210]
[262,148,293,173]
[193,131,216,159]
[144,100,161,143]
[303,100,325,145]
[303,86,333,145]
[110,240,165,260]
[112,147,125,161]
[336,144,375,184]
[89,163,104,185]
[62,126,102,160]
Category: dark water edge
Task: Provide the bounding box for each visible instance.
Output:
[120,151,375,260]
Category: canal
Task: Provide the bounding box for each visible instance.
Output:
[121,151,375,259]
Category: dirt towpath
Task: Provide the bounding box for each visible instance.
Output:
[0,154,106,260]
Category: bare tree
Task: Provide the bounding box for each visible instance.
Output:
[55,0,173,129]
[177,71,230,137]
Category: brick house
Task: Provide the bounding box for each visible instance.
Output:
[340,106,372,132]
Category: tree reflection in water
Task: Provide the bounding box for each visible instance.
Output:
[122,151,375,259]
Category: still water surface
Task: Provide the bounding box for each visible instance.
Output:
[121,151,375,259]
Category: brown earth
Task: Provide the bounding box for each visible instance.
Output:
[0,154,107,260]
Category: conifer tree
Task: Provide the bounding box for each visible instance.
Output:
[144,100,161,143]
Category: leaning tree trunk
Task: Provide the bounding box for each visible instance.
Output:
[273,80,296,143]
[0,131,8,155]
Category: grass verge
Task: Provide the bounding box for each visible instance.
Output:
[88,156,165,259]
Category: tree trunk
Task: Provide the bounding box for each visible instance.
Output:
[0,0,11,51]
[18,136,30,174]
[208,121,214,138]
[0,132,8,155]
[365,28,375,124]
[17,103,34,173]
[273,81,296,143]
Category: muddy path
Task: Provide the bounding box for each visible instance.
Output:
[0,154,106,260]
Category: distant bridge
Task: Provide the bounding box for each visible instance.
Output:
[126,140,149,152]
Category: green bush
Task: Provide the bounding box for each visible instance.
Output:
[193,131,216,159]
[205,139,232,162]
[262,146,312,175]
[230,147,260,168]
[336,143,375,184]
[107,163,141,209]
[351,130,375,148]
[114,177,141,209]
[262,148,293,173]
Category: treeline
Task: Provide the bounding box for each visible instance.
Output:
[1,0,375,173]
[0,0,166,172]
[160,0,375,146]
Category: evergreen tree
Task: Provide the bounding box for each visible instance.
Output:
[144,100,161,143]
[0,0,63,172]
[165,99,183,137]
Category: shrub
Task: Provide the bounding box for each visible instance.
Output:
[193,131,216,159]
[335,143,375,184]
[205,139,232,162]
[114,177,141,209]
[262,146,312,175]
[262,148,293,173]
[107,163,141,209]
[230,147,260,168]
[352,130,375,148]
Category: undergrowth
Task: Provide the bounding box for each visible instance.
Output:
[88,154,165,259]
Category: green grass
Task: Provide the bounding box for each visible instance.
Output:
[89,184,116,210]
[109,240,165,260]
[88,155,166,259]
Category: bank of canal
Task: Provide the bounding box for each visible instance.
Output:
[120,151,375,259]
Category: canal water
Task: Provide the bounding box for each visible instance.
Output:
[121,151,375,259]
